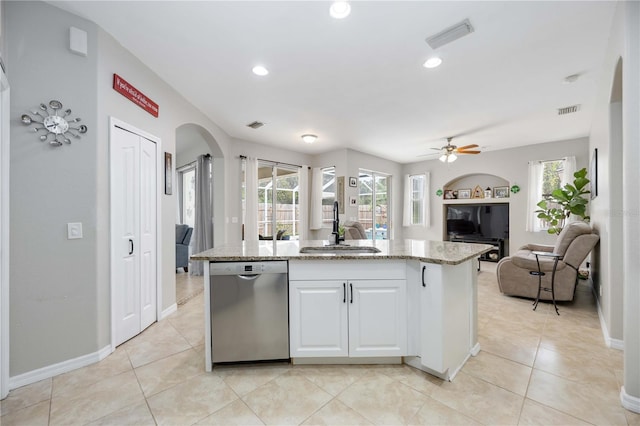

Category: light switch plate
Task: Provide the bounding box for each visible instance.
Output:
[67,222,83,239]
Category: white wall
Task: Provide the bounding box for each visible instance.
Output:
[588,3,625,344]
[402,138,590,256]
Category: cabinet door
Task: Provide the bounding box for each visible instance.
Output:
[289,280,348,357]
[348,280,407,357]
[420,262,472,377]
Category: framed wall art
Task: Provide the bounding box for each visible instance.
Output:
[457,189,471,199]
[164,152,173,195]
[494,186,509,198]
[349,176,358,187]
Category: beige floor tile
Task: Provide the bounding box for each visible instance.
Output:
[302,399,373,425]
[337,372,426,425]
[527,369,628,425]
[49,370,145,425]
[176,270,204,305]
[168,304,205,347]
[194,399,264,425]
[147,373,238,426]
[134,347,204,397]
[478,326,540,367]
[518,398,591,425]
[533,346,619,386]
[52,348,132,398]
[292,365,369,396]
[85,401,156,426]
[408,396,482,425]
[0,400,50,426]
[462,351,532,395]
[243,371,333,425]
[374,364,443,396]
[0,378,51,416]
[123,319,192,368]
[429,371,523,425]
[626,408,640,426]
[216,364,290,396]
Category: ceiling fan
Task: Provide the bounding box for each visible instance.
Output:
[433,137,481,163]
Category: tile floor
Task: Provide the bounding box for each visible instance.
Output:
[2,263,639,425]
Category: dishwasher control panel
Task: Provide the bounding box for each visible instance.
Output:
[209,261,288,275]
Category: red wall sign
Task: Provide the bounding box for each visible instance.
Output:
[112,74,159,117]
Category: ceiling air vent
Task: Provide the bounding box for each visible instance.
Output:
[426,19,475,49]
[557,105,581,115]
[246,121,264,129]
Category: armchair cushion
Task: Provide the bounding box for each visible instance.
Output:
[343,221,367,240]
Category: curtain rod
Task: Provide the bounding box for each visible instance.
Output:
[239,155,303,169]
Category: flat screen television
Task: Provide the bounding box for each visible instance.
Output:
[446,203,509,240]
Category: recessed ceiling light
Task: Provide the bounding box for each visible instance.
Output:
[423,57,442,69]
[330,1,351,19]
[252,65,269,76]
[301,134,317,144]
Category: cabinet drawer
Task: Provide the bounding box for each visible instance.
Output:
[289,260,406,281]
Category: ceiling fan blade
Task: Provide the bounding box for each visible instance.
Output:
[457,150,481,154]
[456,144,479,150]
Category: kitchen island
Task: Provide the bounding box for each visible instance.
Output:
[192,239,492,381]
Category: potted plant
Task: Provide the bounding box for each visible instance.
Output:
[535,167,591,235]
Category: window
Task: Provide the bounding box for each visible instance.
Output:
[178,166,196,228]
[527,157,575,232]
[321,167,336,226]
[409,174,426,226]
[257,162,300,240]
[358,170,390,239]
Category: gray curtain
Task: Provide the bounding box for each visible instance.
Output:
[191,154,213,275]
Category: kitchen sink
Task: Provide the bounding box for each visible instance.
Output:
[299,245,381,254]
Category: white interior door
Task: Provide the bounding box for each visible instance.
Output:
[111,123,157,346]
[139,137,157,330]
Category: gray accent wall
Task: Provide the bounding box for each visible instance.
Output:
[7,1,99,375]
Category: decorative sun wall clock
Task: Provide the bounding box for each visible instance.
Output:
[21,100,88,147]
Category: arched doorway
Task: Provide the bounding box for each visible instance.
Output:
[174,124,224,302]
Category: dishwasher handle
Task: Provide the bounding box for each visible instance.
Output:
[237,274,261,281]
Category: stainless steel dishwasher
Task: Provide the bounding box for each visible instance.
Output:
[209,261,289,364]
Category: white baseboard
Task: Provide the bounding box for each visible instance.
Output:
[160,303,177,320]
[595,290,624,350]
[621,386,640,413]
[8,344,111,391]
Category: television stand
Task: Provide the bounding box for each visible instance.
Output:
[449,235,505,262]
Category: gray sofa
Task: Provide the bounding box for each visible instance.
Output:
[176,224,193,272]
[496,222,599,301]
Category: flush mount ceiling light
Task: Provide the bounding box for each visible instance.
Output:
[252,65,269,76]
[301,134,317,144]
[330,1,351,19]
[423,57,442,68]
[426,18,474,49]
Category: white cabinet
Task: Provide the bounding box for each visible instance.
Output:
[406,260,479,380]
[289,260,407,358]
[289,280,348,357]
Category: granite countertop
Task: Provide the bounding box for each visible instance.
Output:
[191,239,494,265]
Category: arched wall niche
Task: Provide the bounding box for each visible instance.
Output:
[443,173,510,199]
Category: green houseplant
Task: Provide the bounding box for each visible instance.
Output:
[535,167,591,235]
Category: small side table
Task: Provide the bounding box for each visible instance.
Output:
[530,251,563,315]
